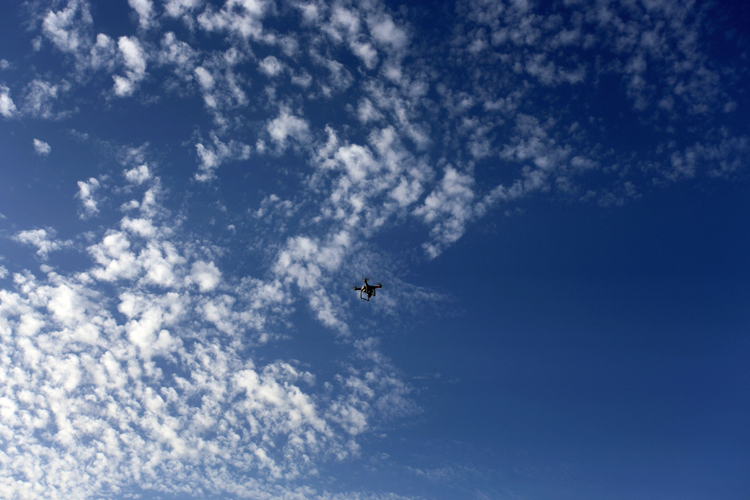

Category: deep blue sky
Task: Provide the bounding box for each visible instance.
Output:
[0,1,748,499]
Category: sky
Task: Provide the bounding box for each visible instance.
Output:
[0,0,749,499]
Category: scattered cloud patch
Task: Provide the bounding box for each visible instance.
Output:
[414,166,476,259]
[128,0,155,30]
[13,228,70,259]
[0,85,16,117]
[23,79,66,119]
[41,0,94,55]
[190,260,221,292]
[267,108,311,152]
[194,134,251,182]
[124,164,151,184]
[33,138,51,156]
[76,177,102,219]
[113,36,147,97]
[0,172,421,498]
[259,55,284,77]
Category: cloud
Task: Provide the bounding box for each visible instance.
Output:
[89,33,117,71]
[194,65,214,90]
[259,55,284,77]
[23,79,67,119]
[196,0,272,41]
[0,171,421,498]
[164,0,204,19]
[41,0,93,55]
[76,177,102,219]
[2,1,749,495]
[368,14,408,51]
[113,36,147,97]
[194,134,251,182]
[188,49,250,125]
[13,229,70,259]
[0,85,17,117]
[190,260,221,292]
[267,108,311,151]
[124,164,151,184]
[33,139,51,156]
[128,0,155,29]
[414,166,476,259]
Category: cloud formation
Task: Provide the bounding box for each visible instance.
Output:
[33,138,51,156]
[2,167,419,499]
[1,0,749,497]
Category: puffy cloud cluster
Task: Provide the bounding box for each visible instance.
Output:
[112,36,147,97]
[3,1,748,496]
[3,0,745,256]
[13,229,71,260]
[1,168,419,499]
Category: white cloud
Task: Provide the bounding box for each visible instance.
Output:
[128,0,155,29]
[3,1,748,494]
[0,85,17,117]
[194,65,214,90]
[197,0,271,41]
[330,6,361,39]
[267,108,311,151]
[89,33,117,71]
[41,0,93,55]
[156,32,197,77]
[164,0,203,18]
[0,170,422,498]
[259,55,284,77]
[113,36,147,97]
[89,231,140,281]
[414,166,476,259]
[191,260,221,292]
[124,164,151,184]
[368,14,408,51]
[13,229,69,259]
[351,41,379,69]
[273,233,352,334]
[76,177,102,219]
[356,98,383,123]
[23,79,65,119]
[194,134,251,182]
[33,139,51,156]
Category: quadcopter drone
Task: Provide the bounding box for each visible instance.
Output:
[352,278,382,301]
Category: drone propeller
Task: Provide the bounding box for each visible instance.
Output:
[362,276,370,281]
[351,286,361,290]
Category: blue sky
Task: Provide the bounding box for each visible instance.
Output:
[0,0,748,499]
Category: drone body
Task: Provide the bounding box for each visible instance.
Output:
[352,278,382,301]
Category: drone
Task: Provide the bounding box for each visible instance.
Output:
[352,278,382,301]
